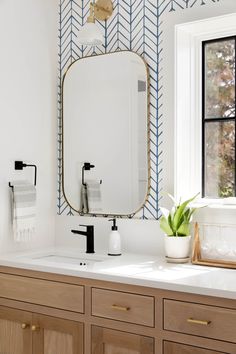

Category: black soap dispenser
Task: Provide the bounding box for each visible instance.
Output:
[108,219,121,256]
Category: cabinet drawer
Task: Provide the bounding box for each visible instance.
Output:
[92,288,154,327]
[0,273,84,313]
[164,341,225,354]
[164,300,236,343]
[92,326,154,354]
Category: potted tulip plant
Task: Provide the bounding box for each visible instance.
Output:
[160,194,199,260]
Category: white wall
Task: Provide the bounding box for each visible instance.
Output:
[55,215,164,256]
[56,0,236,256]
[0,0,58,253]
[1,1,232,256]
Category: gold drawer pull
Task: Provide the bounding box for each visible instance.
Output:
[112,304,130,312]
[21,323,29,330]
[31,325,40,332]
[187,318,211,326]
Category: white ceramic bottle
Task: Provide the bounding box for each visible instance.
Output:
[108,219,121,256]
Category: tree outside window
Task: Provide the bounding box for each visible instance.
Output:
[203,37,236,198]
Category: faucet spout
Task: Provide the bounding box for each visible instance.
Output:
[71,230,87,236]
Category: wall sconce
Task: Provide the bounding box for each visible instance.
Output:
[77,0,113,46]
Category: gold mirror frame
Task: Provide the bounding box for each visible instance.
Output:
[61,50,151,218]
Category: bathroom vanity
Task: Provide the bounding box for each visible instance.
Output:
[0,251,235,354]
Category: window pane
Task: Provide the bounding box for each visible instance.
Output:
[204,121,235,198]
[205,39,235,119]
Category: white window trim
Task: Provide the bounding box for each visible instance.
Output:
[175,13,236,209]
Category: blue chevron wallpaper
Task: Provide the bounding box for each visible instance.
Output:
[58,0,220,219]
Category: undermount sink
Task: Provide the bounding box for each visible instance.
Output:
[22,252,108,267]
[32,255,97,266]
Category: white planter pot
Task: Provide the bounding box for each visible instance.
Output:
[164,235,192,258]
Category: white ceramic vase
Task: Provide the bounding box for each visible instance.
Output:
[164,235,192,259]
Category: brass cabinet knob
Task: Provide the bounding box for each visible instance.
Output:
[21,323,29,330]
[31,325,40,332]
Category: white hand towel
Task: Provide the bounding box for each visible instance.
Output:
[80,183,89,214]
[86,180,103,213]
[11,181,36,242]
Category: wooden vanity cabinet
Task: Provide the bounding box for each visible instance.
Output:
[0,306,32,354]
[92,326,154,354]
[164,299,236,343]
[32,314,83,354]
[0,306,83,354]
[91,287,155,327]
[0,267,236,354]
[163,341,226,354]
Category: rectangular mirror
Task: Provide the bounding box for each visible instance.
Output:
[62,51,150,217]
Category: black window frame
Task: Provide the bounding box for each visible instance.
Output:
[202,35,236,198]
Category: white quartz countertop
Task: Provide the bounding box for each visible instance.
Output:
[0,248,235,300]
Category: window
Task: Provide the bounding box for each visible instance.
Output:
[202,37,236,199]
[175,13,236,206]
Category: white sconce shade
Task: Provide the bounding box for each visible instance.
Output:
[76,0,113,47]
[77,22,104,46]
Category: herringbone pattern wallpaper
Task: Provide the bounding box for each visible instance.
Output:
[58,0,220,218]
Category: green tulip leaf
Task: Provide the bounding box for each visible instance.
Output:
[177,222,190,236]
[160,216,173,236]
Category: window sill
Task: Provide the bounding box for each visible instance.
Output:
[191,198,236,210]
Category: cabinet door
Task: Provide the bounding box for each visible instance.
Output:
[32,314,83,354]
[92,326,154,354]
[164,341,225,354]
[0,306,32,354]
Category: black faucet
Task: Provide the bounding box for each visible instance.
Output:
[71,225,95,254]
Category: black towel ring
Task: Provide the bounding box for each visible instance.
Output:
[81,162,103,185]
[82,163,95,186]
[9,161,37,189]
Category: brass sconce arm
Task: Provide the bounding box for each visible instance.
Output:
[87,0,113,23]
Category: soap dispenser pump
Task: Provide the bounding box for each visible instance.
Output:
[108,218,121,256]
